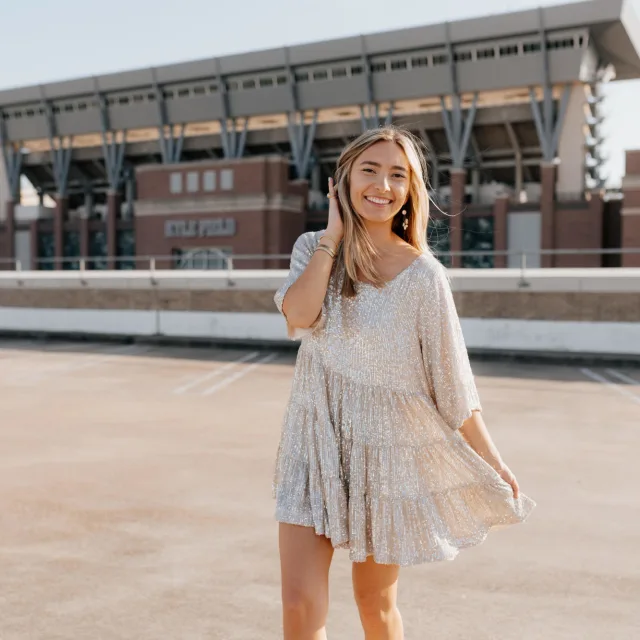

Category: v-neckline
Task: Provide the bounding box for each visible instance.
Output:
[356,254,422,289]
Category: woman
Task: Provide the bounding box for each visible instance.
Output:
[273,126,535,640]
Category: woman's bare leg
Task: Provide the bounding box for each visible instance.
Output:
[279,523,334,640]
[352,556,403,640]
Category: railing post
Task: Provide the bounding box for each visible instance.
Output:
[518,251,530,288]
[15,259,22,272]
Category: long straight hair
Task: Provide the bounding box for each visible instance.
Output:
[333,126,431,297]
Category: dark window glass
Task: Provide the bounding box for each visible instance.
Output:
[499,44,519,57]
[259,77,274,87]
[477,48,496,59]
[242,79,256,90]
[63,231,80,270]
[411,56,429,68]
[116,230,136,270]
[453,51,472,62]
[427,218,451,268]
[37,232,55,270]
[523,42,542,53]
[295,71,309,82]
[390,59,408,70]
[331,67,347,78]
[432,53,449,65]
[276,75,288,85]
[462,216,494,268]
[89,231,107,270]
[370,62,387,73]
[350,64,364,75]
[313,69,328,81]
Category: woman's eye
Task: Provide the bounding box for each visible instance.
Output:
[362,168,374,174]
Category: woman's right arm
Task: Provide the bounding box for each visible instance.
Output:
[281,178,344,330]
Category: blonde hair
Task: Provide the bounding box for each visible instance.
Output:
[333,126,431,297]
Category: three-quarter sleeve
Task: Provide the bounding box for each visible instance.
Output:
[419,262,482,431]
[274,231,325,340]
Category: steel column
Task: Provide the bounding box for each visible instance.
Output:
[96,91,128,191]
[152,70,184,164]
[505,121,524,195]
[286,111,318,179]
[440,93,478,170]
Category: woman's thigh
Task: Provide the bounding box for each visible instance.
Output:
[279,523,334,601]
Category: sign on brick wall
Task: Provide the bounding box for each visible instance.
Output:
[164,218,236,238]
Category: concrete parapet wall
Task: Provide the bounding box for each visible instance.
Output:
[0,268,639,357]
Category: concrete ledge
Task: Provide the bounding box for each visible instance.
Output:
[1,268,639,292]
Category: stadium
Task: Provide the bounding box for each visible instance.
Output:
[0,0,639,270]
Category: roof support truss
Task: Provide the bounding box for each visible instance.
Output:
[0,113,22,201]
[96,91,127,191]
[287,110,318,179]
[41,96,72,197]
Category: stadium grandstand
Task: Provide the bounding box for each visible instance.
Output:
[0,0,639,270]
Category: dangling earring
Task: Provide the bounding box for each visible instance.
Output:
[402,209,409,231]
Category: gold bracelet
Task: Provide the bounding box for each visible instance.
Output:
[315,244,336,259]
[319,234,339,250]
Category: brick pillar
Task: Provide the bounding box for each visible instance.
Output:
[493,196,509,269]
[54,195,68,270]
[107,191,120,269]
[5,200,16,270]
[449,169,466,268]
[540,163,556,268]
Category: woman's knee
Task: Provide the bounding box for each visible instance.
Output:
[282,583,328,626]
[354,587,396,627]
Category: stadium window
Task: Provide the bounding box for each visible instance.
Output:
[242,79,256,90]
[208,83,219,93]
[77,103,87,112]
[227,80,239,91]
[499,44,519,57]
[453,51,472,62]
[169,172,183,194]
[578,36,585,47]
[276,75,288,85]
[432,53,449,65]
[477,47,496,60]
[163,90,174,99]
[220,169,234,191]
[350,64,364,75]
[295,71,310,82]
[371,61,387,73]
[186,171,199,193]
[390,59,408,71]
[331,67,347,78]
[52,105,61,114]
[203,170,216,192]
[523,42,541,54]
[13,110,22,119]
[193,86,206,96]
[259,77,274,87]
[147,92,157,101]
[118,96,129,105]
[177,88,190,98]
[26,108,35,117]
[133,93,145,103]
[313,69,329,81]
[2,112,9,120]
[411,56,429,68]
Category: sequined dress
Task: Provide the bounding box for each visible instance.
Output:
[273,231,535,566]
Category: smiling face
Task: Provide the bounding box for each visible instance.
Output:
[348,140,411,225]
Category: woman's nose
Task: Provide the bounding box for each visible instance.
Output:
[376,175,391,192]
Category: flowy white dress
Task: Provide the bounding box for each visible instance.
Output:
[272,231,535,566]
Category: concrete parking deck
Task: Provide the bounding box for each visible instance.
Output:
[0,340,638,639]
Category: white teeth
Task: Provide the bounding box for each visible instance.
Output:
[366,196,392,205]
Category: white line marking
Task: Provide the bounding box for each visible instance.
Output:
[580,368,640,406]
[605,369,640,386]
[202,352,278,396]
[173,351,260,394]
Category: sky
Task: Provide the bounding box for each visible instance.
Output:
[1,0,638,186]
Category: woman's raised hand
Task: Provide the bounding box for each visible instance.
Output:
[325,177,344,245]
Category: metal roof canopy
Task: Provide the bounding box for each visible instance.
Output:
[0,0,638,106]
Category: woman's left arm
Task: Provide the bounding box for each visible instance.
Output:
[460,411,520,498]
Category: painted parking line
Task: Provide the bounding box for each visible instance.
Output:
[580,368,640,406]
[172,351,260,395]
[202,352,278,396]
[605,369,640,386]
[15,344,151,383]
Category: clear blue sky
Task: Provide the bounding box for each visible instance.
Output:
[1,0,638,186]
